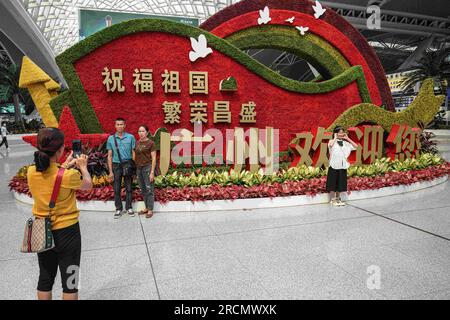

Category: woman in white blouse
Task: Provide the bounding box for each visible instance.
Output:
[326,126,358,206]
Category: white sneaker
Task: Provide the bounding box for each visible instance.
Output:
[127,209,135,217]
[336,199,346,206]
[114,210,123,219]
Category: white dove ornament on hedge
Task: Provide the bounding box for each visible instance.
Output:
[258,6,271,25]
[189,34,213,62]
[285,17,295,24]
[296,26,309,36]
[312,1,326,19]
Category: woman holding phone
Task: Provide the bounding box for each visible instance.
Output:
[326,126,358,207]
[135,125,157,218]
[27,128,92,300]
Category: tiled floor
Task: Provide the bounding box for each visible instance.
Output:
[0,136,449,300]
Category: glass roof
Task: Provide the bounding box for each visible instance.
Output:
[19,0,237,55]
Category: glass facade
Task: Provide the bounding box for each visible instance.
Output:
[19,0,237,54]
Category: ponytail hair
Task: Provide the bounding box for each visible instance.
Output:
[34,151,51,172]
[34,128,65,172]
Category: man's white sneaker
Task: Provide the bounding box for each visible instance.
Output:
[114,210,123,219]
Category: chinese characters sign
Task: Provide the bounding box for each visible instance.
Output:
[289,125,421,168]
[101,68,256,125]
[73,31,365,151]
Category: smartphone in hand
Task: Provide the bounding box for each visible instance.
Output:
[72,140,82,158]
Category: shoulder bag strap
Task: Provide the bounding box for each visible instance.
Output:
[49,167,65,210]
[112,135,123,164]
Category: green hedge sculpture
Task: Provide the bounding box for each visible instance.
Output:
[51,18,372,133]
[327,78,445,132]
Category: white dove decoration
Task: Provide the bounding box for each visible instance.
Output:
[285,17,295,24]
[258,6,271,25]
[296,26,309,36]
[189,34,213,62]
[312,1,327,19]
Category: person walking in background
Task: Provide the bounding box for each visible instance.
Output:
[107,118,136,219]
[0,122,10,151]
[135,125,157,218]
[27,127,92,300]
[326,126,358,207]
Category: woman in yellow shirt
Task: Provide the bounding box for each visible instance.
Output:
[27,128,92,300]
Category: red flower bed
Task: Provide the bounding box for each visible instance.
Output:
[10,163,449,204]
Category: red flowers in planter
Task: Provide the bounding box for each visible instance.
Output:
[8,176,31,197]
[10,163,450,203]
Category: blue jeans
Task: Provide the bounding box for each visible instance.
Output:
[136,164,154,210]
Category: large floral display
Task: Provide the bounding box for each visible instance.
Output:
[12,0,449,203]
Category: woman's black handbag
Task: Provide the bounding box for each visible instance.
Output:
[113,135,136,177]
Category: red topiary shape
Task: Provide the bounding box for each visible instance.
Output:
[22,106,109,151]
[58,106,82,148]
[22,135,37,148]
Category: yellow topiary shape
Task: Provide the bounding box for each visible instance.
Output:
[19,56,59,128]
[18,56,51,88]
[327,78,445,132]
[45,79,61,98]
[45,79,60,91]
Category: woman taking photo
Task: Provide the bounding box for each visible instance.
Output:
[326,126,358,207]
[135,125,157,218]
[27,128,92,300]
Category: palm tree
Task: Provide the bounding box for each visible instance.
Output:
[0,54,26,130]
[400,46,450,94]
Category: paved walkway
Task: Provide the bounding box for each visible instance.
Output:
[0,136,449,300]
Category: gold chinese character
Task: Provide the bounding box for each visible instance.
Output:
[386,125,421,160]
[133,69,153,93]
[361,125,384,164]
[161,70,180,93]
[311,127,332,168]
[400,127,421,159]
[348,126,364,166]
[190,101,208,123]
[102,67,125,92]
[213,101,231,124]
[239,102,256,123]
[189,71,208,95]
[162,101,182,124]
[288,132,314,167]
[346,125,383,165]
